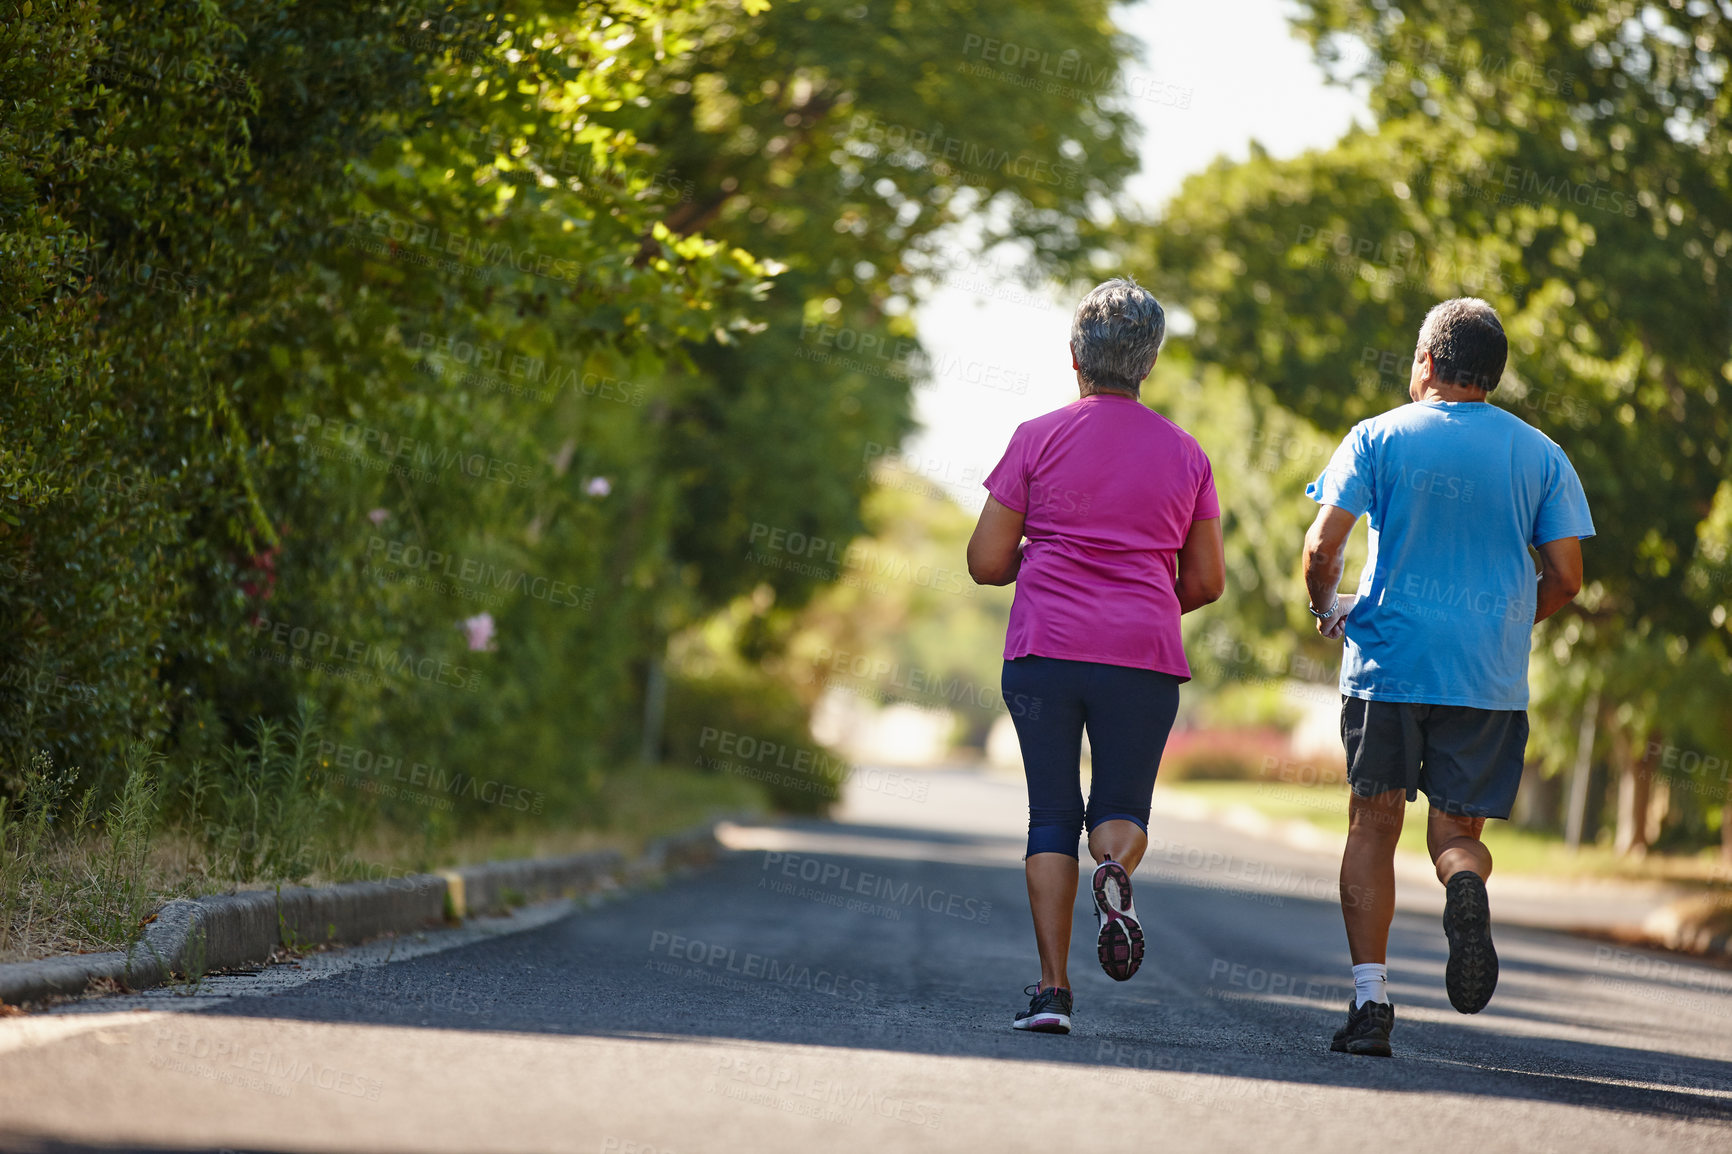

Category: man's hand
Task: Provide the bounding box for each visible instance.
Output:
[1303,503,1358,629]
[1317,593,1359,640]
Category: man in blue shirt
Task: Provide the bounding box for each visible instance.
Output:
[1301,298,1594,1057]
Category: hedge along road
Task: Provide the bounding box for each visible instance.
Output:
[1,767,1730,1153]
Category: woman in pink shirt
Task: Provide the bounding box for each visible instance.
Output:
[968,278,1225,1035]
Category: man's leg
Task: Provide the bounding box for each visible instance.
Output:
[1428,807,1491,883]
[1340,787,1406,964]
[1418,705,1520,1015]
[1331,786,1404,1056]
[1333,699,1411,1055]
[1429,804,1499,1015]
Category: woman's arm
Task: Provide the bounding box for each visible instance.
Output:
[1175,516,1226,613]
[967,496,1026,586]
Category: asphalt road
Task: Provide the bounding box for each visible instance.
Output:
[2,766,1730,1153]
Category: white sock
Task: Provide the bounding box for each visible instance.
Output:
[1352,963,1389,1007]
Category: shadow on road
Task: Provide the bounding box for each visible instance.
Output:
[0,1140,294,1154]
[186,813,1732,1129]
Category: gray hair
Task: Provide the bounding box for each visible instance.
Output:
[1070,277,1165,394]
[1416,297,1507,391]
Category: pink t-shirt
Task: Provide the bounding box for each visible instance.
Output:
[983,393,1219,679]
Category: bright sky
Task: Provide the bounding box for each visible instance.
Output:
[901,0,1370,508]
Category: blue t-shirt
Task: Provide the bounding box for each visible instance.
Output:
[1305,400,1595,710]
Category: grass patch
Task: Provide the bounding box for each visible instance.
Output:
[3,686,782,966]
[1,746,197,963]
[1163,780,1732,885]
[1,748,769,965]
[338,762,770,877]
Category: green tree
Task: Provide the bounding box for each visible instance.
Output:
[2,0,1150,841]
[1133,0,1732,852]
[0,0,769,810]
[609,0,1142,617]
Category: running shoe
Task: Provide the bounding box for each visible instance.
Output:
[1012,983,1072,1033]
[1330,997,1394,1057]
[1443,870,1498,1014]
[1092,856,1144,981]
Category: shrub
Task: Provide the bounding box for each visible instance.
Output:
[662,670,841,815]
[1159,728,1292,782]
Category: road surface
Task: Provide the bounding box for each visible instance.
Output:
[2,766,1729,1153]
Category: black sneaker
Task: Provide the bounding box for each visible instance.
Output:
[1443,870,1498,1014]
[1330,998,1394,1057]
[1012,983,1072,1033]
[1092,857,1145,982]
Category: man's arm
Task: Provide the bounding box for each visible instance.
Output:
[1534,536,1584,622]
[967,496,1026,586]
[1175,516,1226,613]
[1303,504,1359,638]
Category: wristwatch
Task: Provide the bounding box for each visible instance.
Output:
[1307,596,1340,620]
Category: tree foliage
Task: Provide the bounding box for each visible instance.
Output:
[0,0,1143,831]
[1134,0,1732,847]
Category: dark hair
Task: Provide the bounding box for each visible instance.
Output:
[1417,298,1507,392]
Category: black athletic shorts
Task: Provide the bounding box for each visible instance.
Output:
[1340,696,1529,820]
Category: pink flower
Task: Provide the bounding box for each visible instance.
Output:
[460,613,496,652]
[367,508,391,526]
[584,476,612,498]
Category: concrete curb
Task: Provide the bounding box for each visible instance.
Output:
[1641,892,1732,959]
[0,820,726,1009]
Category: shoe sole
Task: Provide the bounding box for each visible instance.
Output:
[1093,860,1144,982]
[1013,1013,1071,1034]
[1444,873,1498,1014]
[1331,1037,1393,1058]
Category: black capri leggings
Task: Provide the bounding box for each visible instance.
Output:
[1001,655,1182,858]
